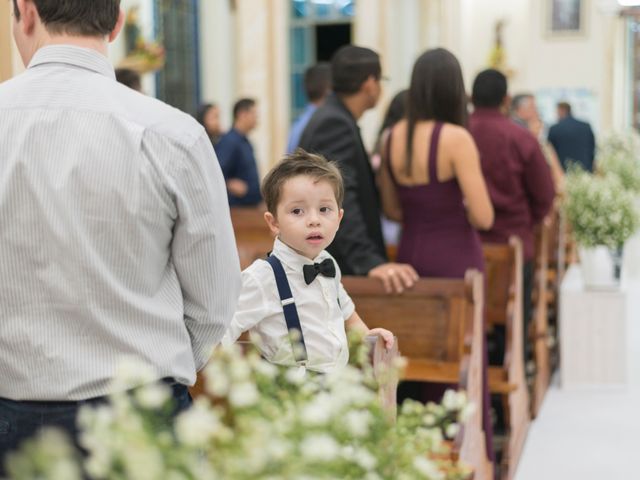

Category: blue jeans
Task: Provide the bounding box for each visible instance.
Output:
[0,380,191,476]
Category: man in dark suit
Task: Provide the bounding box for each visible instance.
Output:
[298,45,417,293]
[548,101,595,172]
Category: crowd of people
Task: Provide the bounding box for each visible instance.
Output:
[0,0,598,475]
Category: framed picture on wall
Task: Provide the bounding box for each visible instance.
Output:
[545,0,586,36]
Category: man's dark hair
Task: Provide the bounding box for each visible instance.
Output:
[233,98,256,120]
[471,69,508,108]
[331,45,381,95]
[115,68,141,91]
[557,101,572,115]
[12,0,121,36]
[304,63,332,102]
[406,48,467,173]
[511,93,534,114]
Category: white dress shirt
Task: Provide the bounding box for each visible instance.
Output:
[0,45,241,400]
[222,238,355,373]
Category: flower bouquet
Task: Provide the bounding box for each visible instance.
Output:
[4,337,474,480]
[564,168,639,287]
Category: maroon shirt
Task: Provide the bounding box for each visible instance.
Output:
[468,108,555,260]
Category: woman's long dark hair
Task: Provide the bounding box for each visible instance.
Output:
[406,48,467,175]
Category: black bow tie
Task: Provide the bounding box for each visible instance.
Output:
[303,258,336,285]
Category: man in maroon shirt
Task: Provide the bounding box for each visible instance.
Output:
[468,69,555,368]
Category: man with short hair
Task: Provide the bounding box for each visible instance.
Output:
[548,101,596,172]
[286,62,332,153]
[468,69,555,366]
[511,92,537,129]
[115,67,141,91]
[0,0,240,463]
[299,45,418,293]
[215,98,263,206]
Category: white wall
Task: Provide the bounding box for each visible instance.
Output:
[445,0,624,134]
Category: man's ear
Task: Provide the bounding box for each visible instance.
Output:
[16,0,37,35]
[264,211,279,237]
[362,75,377,95]
[108,8,126,43]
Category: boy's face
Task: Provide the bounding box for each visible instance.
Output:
[264,175,343,260]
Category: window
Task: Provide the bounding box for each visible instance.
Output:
[289,0,355,121]
[154,0,201,116]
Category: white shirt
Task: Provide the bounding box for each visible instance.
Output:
[222,238,355,373]
[0,45,241,400]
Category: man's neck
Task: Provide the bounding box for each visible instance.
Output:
[233,123,250,136]
[339,94,369,121]
[29,33,109,62]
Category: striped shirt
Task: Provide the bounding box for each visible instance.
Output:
[0,45,241,400]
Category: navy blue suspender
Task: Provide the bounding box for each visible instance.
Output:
[265,255,308,365]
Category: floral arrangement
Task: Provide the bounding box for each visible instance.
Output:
[564,168,639,249]
[4,338,473,480]
[596,131,640,193]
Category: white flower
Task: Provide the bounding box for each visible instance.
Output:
[301,398,332,426]
[353,447,377,470]
[135,383,170,409]
[343,410,372,437]
[174,400,220,447]
[228,382,259,408]
[442,390,466,411]
[229,359,252,381]
[445,423,460,439]
[205,372,230,397]
[253,358,278,379]
[300,434,340,462]
[413,456,444,479]
[284,366,307,385]
[111,356,157,390]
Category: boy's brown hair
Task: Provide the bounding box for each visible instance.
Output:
[261,149,344,214]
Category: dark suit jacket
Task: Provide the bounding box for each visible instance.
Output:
[298,94,387,275]
[547,115,595,172]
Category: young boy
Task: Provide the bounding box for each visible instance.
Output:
[221,150,394,373]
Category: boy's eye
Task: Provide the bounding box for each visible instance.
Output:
[291,208,302,215]
[320,206,332,213]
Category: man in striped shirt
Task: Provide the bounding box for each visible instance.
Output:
[0,0,240,465]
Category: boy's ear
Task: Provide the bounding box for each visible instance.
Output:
[264,211,279,236]
[338,208,344,224]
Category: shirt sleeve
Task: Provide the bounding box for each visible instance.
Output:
[170,131,242,370]
[221,267,269,345]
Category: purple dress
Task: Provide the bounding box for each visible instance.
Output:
[387,121,494,462]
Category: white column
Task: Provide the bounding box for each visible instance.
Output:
[235,0,289,174]
[200,0,236,130]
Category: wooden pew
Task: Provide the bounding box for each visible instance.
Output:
[531,215,553,417]
[482,238,531,480]
[343,271,493,480]
[230,207,274,268]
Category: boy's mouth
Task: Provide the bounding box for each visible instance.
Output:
[306,233,324,242]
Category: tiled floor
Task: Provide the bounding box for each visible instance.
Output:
[515,383,640,479]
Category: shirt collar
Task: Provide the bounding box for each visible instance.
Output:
[272,237,330,271]
[28,45,116,80]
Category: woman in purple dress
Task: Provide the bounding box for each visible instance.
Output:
[378,48,495,462]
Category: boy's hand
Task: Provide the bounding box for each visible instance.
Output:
[368,328,395,350]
